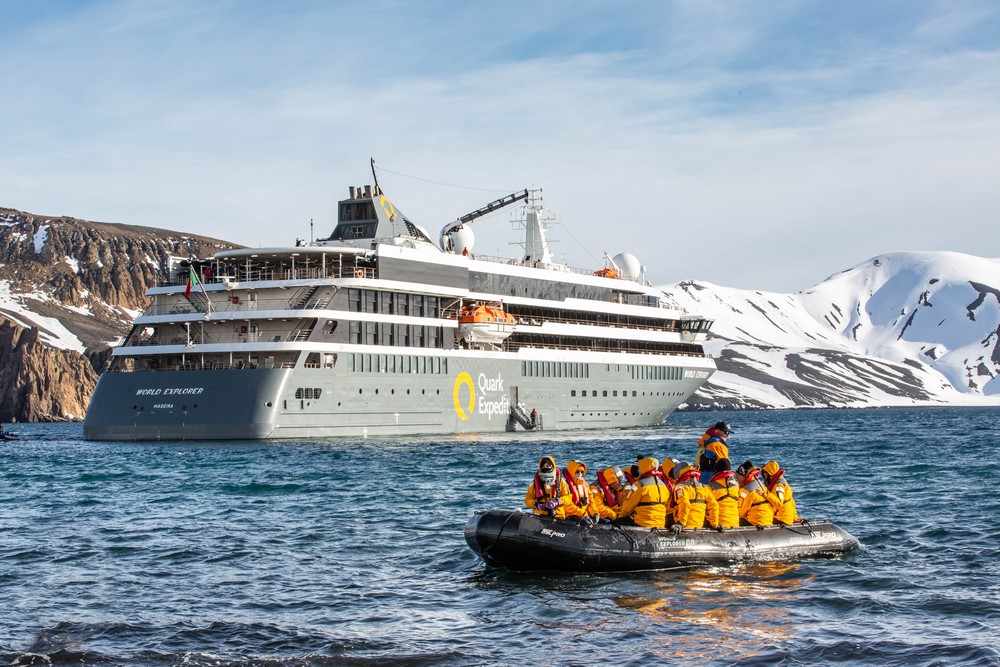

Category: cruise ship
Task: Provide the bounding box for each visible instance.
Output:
[83,175,716,440]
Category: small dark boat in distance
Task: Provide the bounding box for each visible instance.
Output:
[465,509,859,572]
[0,431,19,441]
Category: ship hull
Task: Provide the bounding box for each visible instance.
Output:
[84,352,713,440]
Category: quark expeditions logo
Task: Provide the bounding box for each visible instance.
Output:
[452,371,510,421]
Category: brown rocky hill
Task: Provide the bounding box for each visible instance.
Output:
[0,206,241,422]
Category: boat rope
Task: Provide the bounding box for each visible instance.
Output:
[372,164,516,194]
[374,162,606,268]
[612,522,639,550]
[778,519,815,537]
[479,511,521,558]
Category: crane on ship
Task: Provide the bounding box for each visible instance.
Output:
[439,189,529,253]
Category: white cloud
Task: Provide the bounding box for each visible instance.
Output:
[2,2,999,291]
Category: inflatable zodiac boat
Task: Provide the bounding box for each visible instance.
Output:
[465,509,859,572]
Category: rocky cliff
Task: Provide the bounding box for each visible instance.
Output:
[0,206,239,422]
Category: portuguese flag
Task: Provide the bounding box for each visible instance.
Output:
[184,267,199,297]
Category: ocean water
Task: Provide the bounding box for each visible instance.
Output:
[1,407,998,666]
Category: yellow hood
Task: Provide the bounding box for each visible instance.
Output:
[637,457,659,476]
[566,460,588,479]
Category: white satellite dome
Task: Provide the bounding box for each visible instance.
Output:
[440,224,475,254]
[613,252,642,280]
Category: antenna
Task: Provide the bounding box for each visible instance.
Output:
[370,157,380,194]
[310,218,314,244]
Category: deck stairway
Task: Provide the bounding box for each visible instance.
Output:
[506,386,542,432]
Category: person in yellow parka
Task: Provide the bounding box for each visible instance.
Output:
[616,457,671,528]
[524,456,571,519]
[590,466,628,521]
[736,461,781,527]
[671,462,719,531]
[561,460,595,523]
[762,460,798,525]
[706,458,741,529]
[695,421,734,478]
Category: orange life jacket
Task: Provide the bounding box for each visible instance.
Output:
[562,467,590,508]
[533,469,562,500]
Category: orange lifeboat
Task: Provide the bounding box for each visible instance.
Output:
[457,304,516,347]
[593,267,619,279]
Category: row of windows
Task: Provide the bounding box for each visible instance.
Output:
[348,322,444,348]
[570,390,684,398]
[303,353,337,369]
[294,387,322,399]
[520,361,591,378]
[519,361,683,380]
[338,201,377,222]
[631,366,683,380]
[349,353,449,375]
[349,289,441,318]
[509,333,703,356]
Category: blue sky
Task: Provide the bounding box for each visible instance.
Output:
[3,1,999,291]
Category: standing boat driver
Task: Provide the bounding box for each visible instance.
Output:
[616,457,671,528]
[762,460,798,525]
[525,456,570,519]
[561,460,595,524]
[695,421,734,481]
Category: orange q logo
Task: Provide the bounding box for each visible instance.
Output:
[453,372,475,420]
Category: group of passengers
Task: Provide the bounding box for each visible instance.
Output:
[525,421,799,532]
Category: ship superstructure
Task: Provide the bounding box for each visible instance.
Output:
[84,176,715,440]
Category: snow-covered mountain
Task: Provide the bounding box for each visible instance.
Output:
[661,251,1000,409]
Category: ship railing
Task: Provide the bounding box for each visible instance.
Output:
[512,313,682,333]
[142,295,339,317]
[469,253,595,276]
[119,331,313,347]
[160,262,375,288]
[113,360,298,372]
[506,341,708,357]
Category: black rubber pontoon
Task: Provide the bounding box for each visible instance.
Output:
[465,509,859,572]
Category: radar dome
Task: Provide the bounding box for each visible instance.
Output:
[613,253,642,280]
[441,224,475,255]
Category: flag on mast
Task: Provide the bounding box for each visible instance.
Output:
[184,268,199,297]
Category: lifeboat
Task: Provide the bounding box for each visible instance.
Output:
[465,509,859,572]
[457,303,516,347]
[593,267,619,278]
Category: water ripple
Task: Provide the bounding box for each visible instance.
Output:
[2,408,998,665]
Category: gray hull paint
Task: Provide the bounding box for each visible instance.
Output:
[84,356,714,440]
